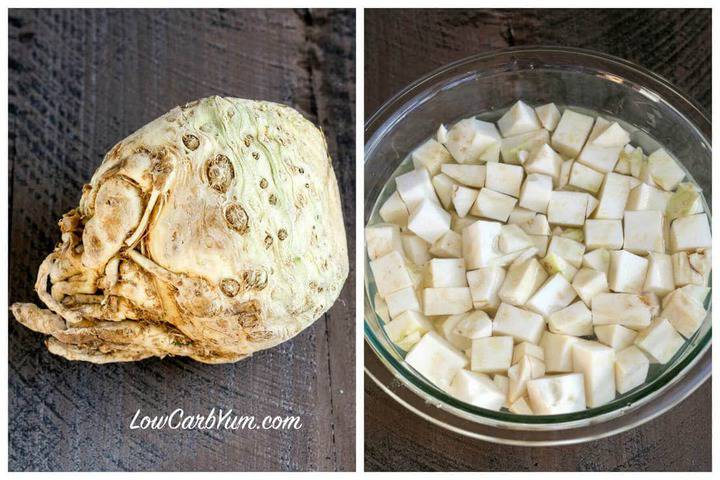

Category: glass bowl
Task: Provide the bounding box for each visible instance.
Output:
[364,46,712,445]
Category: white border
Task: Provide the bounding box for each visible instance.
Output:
[354,6,365,475]
[2,2,718,477]
[710,5,718,477]
[2,3,9,475]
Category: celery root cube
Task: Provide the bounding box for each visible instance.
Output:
[385,286,421,319]
[661,288,707,338]
[396,168,439,210]
[512,341,545,363]
[401,233,431,266]
[569,162,605,193]
[406,331,468,390]
[535,103,561,131]
[445,118,501,164]
[634,318,685,363]
[471,188,518,222]
[547,235,586,268]
[426,258,467,288]
[379,191,409,227]
[572,268,609,306]
[408,198,452,243]
[519,173,553,213]
[526,274,577,317]
[623,210,665,254]
[497,100,542,137]
[471,335,514,373]
[647,148,685,191]
[594,172,631,219]
[548,301,593,337]
[422,287,473,316]
[441,163,486,188]
[591,293,652,330]
[670,213,711,252]
[486,162,525,198]
[551,109,594,158]
[547,191,588,227]
[643,252,675,295]
[432,173,457,209]
[608,250,648,293]
[447,369,506,410]
[594,324,637,350]
[626,182,671,211]
[527,373,586,414]
[366,223,403,260]
[540,332,580,372]
[466,265,506,311]
[524,144,562,182]
[492,303,546,344]
[498,257,548,306]
[412,138,453,175]
[462,219,502,269]
[615,346,650,394]
[429,229,463,259]
[370,250,413,297]
[385,310,433,343]
[584,219,623,250]
[500,129,550,164]
[572,340,616,408]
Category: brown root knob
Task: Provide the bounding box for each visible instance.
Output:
[277,229,288,241]
[237,300,262,328]
[206,154,234,193]
[264,234,273,248]
[259,178,268,189]
[225,203,249,234]
[269,194,277,205]
[243,269,268,290]
[220,278,241,297]
[182,134,200,151]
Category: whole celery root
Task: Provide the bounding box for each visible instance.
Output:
[12,96,348,363]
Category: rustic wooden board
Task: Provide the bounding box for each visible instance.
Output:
[8,8,355,472]
[364,9,711,472]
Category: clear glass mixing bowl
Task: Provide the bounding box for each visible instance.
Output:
[364,46,712,445]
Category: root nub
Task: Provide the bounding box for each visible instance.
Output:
[220,278,241,297]
[182,134,200,151]
[225,203,249,234]
[206,154,234,193]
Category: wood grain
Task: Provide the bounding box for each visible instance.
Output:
[364,8,711,472]
[365,9,711,117]
[9,8,355,472]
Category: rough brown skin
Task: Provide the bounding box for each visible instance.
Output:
[11,96,349,363]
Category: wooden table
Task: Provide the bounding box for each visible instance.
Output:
[365,9,711,472]
[9,9,355,472]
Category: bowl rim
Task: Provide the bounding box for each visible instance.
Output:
[365,45,711,140]
[364,45,712,443]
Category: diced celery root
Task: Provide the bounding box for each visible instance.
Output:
[367,100,711,415]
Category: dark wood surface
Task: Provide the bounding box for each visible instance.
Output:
[8,8,355,472]
[364,9,711,472]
